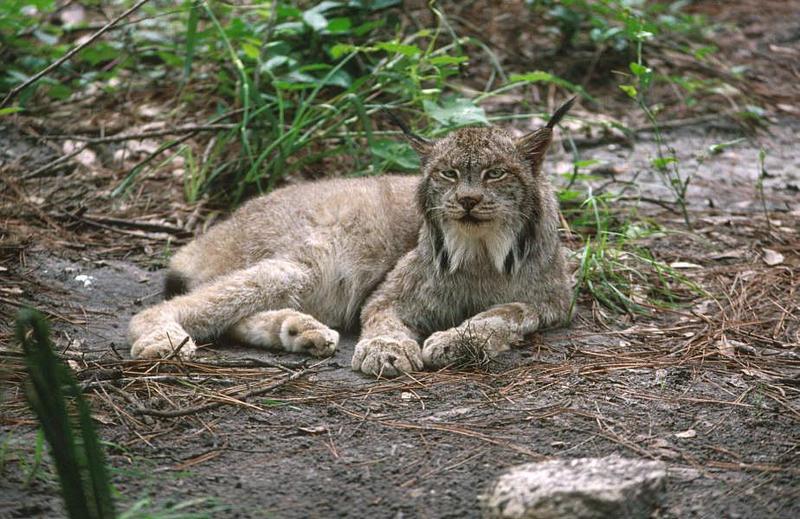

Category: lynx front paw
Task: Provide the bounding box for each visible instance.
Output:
[422,326,508,369]
[130,322,196,360]
[351,336,423,378]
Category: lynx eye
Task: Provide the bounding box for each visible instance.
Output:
[439,169,459,181]
[483,168,507,181]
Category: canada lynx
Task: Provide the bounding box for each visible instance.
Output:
[128,98,575,377]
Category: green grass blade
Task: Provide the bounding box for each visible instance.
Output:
[16,308,117,519]
[182,0,201,83]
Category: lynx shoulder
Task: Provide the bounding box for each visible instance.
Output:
[128,99,575,377]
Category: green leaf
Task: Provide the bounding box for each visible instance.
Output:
[0,107,23,116]
[241,42,261,59]
[629,62,653,90]
[261,55,294,72]
[329,43,357,59]
[423,97,488,127]
[352,18,384,36]
[428,55,468,66]
[46,83,72,100]
[80,43,118,66]
[376,42,421,57]
[302,10,328,32]
[619,84,638,98]
[510,71,554,83]
[558,189,583,202]
[327,17,351,33]
[574,159,600,168]
[651,157,677,169]
[370,140,420,171]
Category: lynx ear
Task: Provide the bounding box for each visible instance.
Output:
[381,108,432,156]
[515,127,553,172]
[515,97,576,173]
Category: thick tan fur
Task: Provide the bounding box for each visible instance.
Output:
[128,102,573,377]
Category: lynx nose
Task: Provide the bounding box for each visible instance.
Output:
[457,194,482,211]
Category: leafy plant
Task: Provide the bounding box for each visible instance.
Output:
[570,191,704,315]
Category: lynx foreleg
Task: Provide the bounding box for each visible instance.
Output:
[129,259,311,359]
[229,309,338,357]
[421,303,541,368]
[352,296,423,378]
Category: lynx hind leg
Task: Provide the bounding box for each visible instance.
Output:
[229,309,338,358]
[129,259,312,360]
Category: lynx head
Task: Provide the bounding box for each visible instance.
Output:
[391,98,574,275]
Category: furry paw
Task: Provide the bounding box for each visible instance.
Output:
[351,336,423,378]
[281,316,338,357]
[232,310,338,357]
[130,322,196,360]
[422,326,508,369]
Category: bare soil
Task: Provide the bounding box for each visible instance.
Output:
[2,1,799,518]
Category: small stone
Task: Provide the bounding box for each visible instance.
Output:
[481,455,666,519]
[762,248,784,266]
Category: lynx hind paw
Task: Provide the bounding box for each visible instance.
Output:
[281,315,338,357]
[130,323,197,360]
[232,311,338,358]
[352,336,423,378]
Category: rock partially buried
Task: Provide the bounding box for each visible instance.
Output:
[481,455,666,519]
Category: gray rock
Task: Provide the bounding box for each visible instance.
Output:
[481,455,666,519]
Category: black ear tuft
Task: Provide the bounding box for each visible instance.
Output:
[515,97,577,172]
[381,107,432,156]
[546,96,577,129]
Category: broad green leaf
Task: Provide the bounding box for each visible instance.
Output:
[423,97,488,127]
[353,19,384,36]
[241,42,261,59]
[302,11,328,32]
[370,140,420,171]
[327,17,351,33]
[261,55,294,72]
[274,21,304,36]
[629,62,653,90]
[558,189,582,202]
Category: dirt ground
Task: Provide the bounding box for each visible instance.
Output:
[2,1,800,518]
